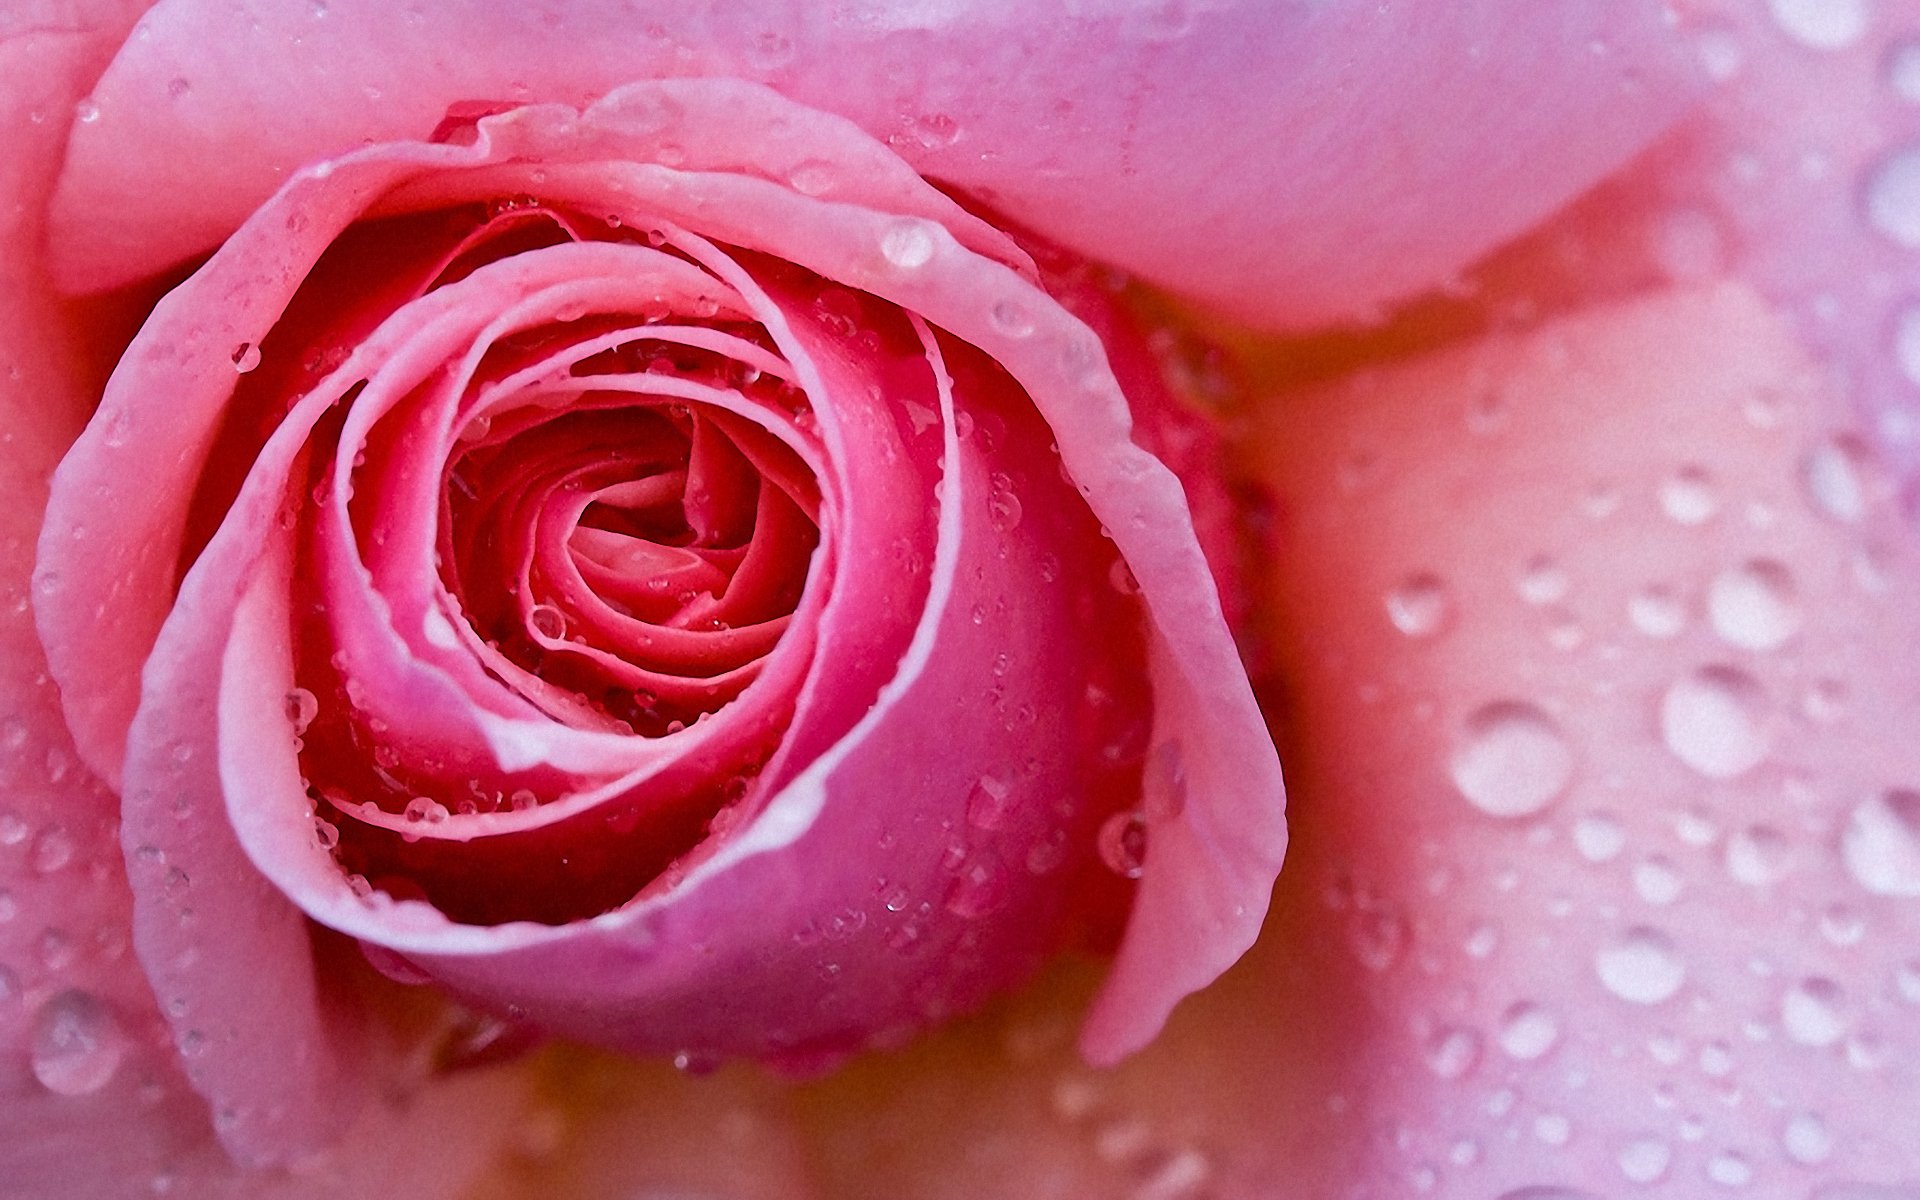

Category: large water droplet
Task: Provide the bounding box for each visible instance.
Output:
[1660,665,1770,778]
[1841,789,1920,896]
[231,342,262,373]
[283,687,319,736]
[1707,559,1800,650]
[31,990,125,1095]
[1595,926,1686,1004]
[1782,977,1849,1046]
[1449,701,1573,818]
[1497,1002,1559,1060]
[1385,572,1452,638]
[1769,0,1868,49]
[1864,143,1920,249]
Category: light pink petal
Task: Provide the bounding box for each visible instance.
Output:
[1228,282,1919,1194]
[51,0,1699,327]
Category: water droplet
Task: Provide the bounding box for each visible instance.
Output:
[231,342,261,373]
[31,825,74,874]
[1421,1025,1482,1079]
[31,990,125,1095]
[1864,143,1920,249]
[880,219,937,269]
[1572,811,1626,862]
[1618,1134,1672,1183]
[1707,1150,1753,1187]
[527,603,566,641]
[1595,926,1686,1004]
[283,687,319,735]
[1385,572,1452,637]
[1628,584,1687,638]
[1890,38,1920,101]
[965,776,1012,830]
[1896,960,1920,1003]
[787,159,836,195]
[989,299,1035,338]
[1783,1111,1833,1164]
[1497,1002,1560,1059]
[1725,824,1792,886]
[1633,854,1683,905]
[1707,559,1800,650]
[1660,665,1770,778]
[1098,811,1148,878]
[1449,701,1573,818]
[1769,0,1868,49]
[403,797,450,826]
[1893,305,1920,388]
[986,472,1023,532]
[1781,977,1849,1046]
[1516,555,1569,605]
[74,99,100,123]
[1532,1113,1572,1146]
[1347,906,1407,971]
[1803,436,1872,522]
[1659,465,1719,525]
[1841,789,1920,896]
[1820,903,1864,945]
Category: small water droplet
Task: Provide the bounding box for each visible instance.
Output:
[1385,572,1452,637]
[74,99,100,123]
[1572,811,1627,862]
[1659,465,1720,525]
[1633,854,1683,905]
[986,472,1023,532]
[1627,584,1686,638]
[787,159,836,195]
[31,991,124,1095]
[1595,926,1686,1004]
[30,825,74,874]
[1841,789,1920,896]
[1516,556,1569,606]
[1769,0,1868,49]
[1725,824,1792,886]
[880,219,937,269]
[231,343,261,373]
[1421,1025,1482,1079]
[989,299,1035,338]
[966,776,1012,830]
[1449,701,1574,818]
[1803,436,1872,522]
[1098,811,1148,878]
[1707,559,1801,650]
[283,687,319,735]
[1782,1111,1833,1164]
[1890,38,1920,101]
[1707,1150,1753,1187]
[1660,665,1770,778]
[1497,1002,1560,1060]
[1781,977,1849,1046]
[403,797,450,826]
[1864,143,1920,249]
[1618,1134,1672,1183]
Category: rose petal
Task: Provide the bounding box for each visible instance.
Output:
[50,0,1701,327]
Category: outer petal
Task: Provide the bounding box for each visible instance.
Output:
[46,0,1701,327]
[0,15,533,1198]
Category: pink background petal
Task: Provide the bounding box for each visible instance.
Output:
[49,0,1700,328]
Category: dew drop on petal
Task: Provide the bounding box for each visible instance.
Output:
[1707,559,1800,650]
[1660,666,1771,779]
[1628,584,1687,638]
[1725,823,1792,886]
[1803,436,1872,522]
[1572,811,1626,862]
[1618,1135,1672,1184]
[1098,811,1148,879]
[1707,1150,1754,1188]
[1781,977,1849,1046]
[1890,38,1920,101]
[1769,0,1868,49]
[965,775,1012,831]
[1868,143,1920,248]
[988,299,1035,338]
[1595,926,1685,1004]
[1783,1112,1834,1165]
[1385,572,1453,638]
[1841,789,1920,896]
[1497,1002,1560,1060]
[283,687,319,735]
[231,342,261,373]
[1659,465,1719,525]
[1449,701,1573,818]
[31,990,125,1095]
[880,219,937,269]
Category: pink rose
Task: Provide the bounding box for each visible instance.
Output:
[8,1,1913,1198]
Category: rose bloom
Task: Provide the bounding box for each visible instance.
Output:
[4,1,1919,1198]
